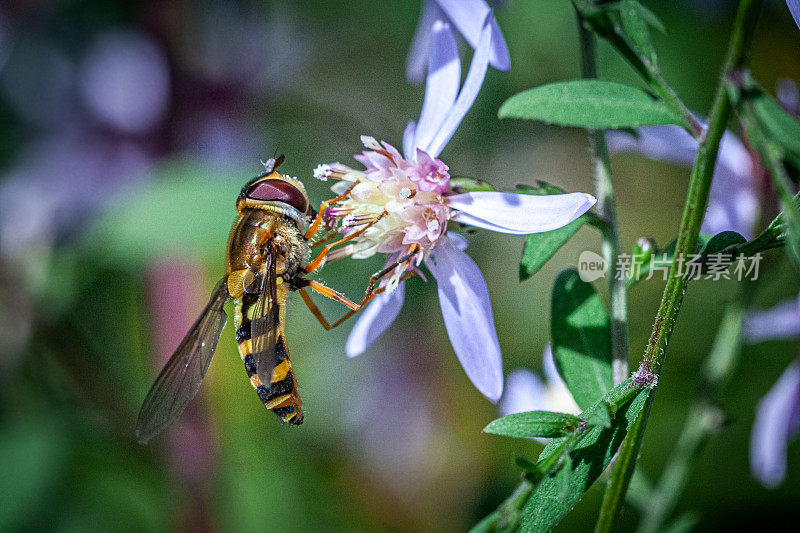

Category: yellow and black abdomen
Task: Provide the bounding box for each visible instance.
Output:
[233,283,304,424]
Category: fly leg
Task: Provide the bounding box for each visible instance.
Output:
[297,243,421,329]
[303,182,359,241]
[303,210,388,274]
[298,271,416,330]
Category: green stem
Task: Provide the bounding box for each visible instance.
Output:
[637,303,743,533]
[578,12,629,385]
[594,1,763,531]
[578,6,703,138]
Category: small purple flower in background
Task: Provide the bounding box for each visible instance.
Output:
[608,125,757,239]
[744,296,800,487]
[406,0,510,83]
[314,14,595,402]
[499,345,579,442]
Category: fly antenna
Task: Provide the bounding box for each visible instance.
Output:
[261,153,286,175]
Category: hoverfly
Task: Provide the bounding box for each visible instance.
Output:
[135,156,416,443]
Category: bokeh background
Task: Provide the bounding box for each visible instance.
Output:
[1,1,799,531]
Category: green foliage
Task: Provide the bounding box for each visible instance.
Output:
[515,182,601,281]
[520,219,586,281]
[499,81,682,129]
[551,269,613,409]
[450,177,495,193]
[747,85,800,161]
[483,411,584,439]
[520,386,649,531]
[84,162,241,269]
[476,379,650,533]
[700,231,747,255]
[619,0,658,63]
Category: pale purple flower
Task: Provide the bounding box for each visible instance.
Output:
[743,293,800,343]
[406,0,510,83]
[315,15,595,403]
[608,126,757,239]
[788,1,800,30]
[499,345,580,442]
[744,294,800,487]
[750,360,800,488]
[79,30,170,134]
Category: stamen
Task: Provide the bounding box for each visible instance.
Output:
[360,135,382,150]
[314,164,332,181]
[399,187,414,199]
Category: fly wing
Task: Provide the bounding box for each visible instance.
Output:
[136,278,229,444]
[251,249,283,388]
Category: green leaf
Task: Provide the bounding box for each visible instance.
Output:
[701,231,747,255]
[449,177,495,193]
[520,219,586,281]
[620,0,657,63]
[635,3,667,34]
[515,181,567,196]
[499,81,681,129]
[520,388,649,531]
[750,88,800,159]
[483,411,584,439]
[551,269,613,409]
[583,402,612,428]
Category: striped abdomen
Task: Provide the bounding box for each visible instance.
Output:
[234,287,304,425]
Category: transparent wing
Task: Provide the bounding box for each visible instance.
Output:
[136,278,229,444]
[251,249,282,387]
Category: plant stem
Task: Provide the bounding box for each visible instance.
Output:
[593,1,763,531]
[637,303,743,533]
[577,13,629,385]
[578,7,703,138]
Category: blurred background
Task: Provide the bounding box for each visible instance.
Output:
[0,0,799,531]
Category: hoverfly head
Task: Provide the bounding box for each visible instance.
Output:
[239,157,311,219]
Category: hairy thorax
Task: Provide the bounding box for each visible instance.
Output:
[225,208,310,298]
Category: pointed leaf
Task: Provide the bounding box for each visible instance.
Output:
[520,388,649,531]
[620,0,657,63]
[499,81,681,129]
[583,402,612,428]
[750,87,800,159]
[551,269,612,409]
[520,219,586,281]
[483,411,584,439]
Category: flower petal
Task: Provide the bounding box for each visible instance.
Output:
[403,121,417,162]
[345,281,406,357]
[743,297,800,343]
[788,0,800,30]
[434,0,510,71]
[412,19,460,158]
[448,191,596,234]
[424,12,493,158]
[751,360,800,488]
[406,0,442,83]
[447,230,468,251]
[607,125,699,167]
[608,126,756,239]
[499,369,549,417]
[426,235,503,402]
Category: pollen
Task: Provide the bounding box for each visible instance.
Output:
[399,187,413,199]
[314,164,332,181]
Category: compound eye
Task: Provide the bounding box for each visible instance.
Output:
[245,179,309,214]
